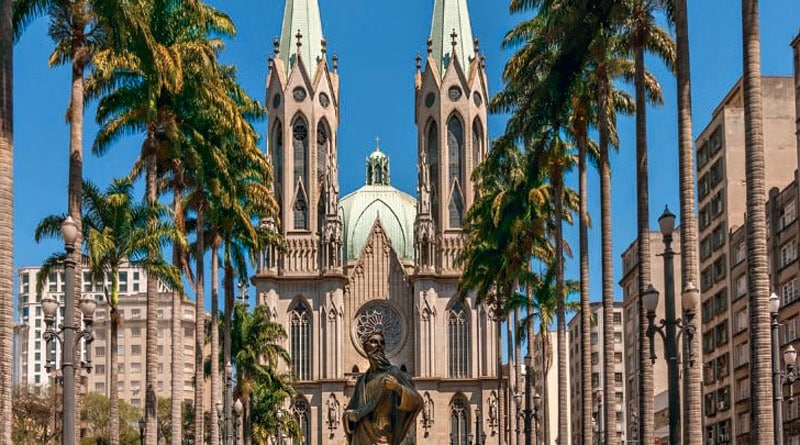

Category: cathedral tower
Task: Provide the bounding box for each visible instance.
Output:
[265,0,343,276]
[414,0,489,274]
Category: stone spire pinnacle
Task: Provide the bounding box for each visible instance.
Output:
[278,0,325,75]
[429,0,475,73]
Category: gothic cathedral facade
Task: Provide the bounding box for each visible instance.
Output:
[253,0,505,443]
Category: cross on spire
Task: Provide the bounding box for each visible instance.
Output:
[450,29,458,52]
[296,29,303,50]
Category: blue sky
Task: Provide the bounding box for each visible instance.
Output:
[11,1,800,308]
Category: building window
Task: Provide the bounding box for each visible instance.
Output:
[783,279,799,306]
[447,115,465,228]
[450,396,470,445]
[427,121,439,226]
[293,399,310,445]
[780,200,797,231]
[273,121,283,202]
[733,242,746,265]
[447,301,469,378]
[292,118,309,230]
[130,327,141,337]
[131,345,142,355]
[781,241,798,268]
[734,342,749,368]
[735,275,747,298]
[290,301,311,380]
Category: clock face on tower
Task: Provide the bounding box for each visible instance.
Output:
[353,302,405,358]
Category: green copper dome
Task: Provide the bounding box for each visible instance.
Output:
[339,146,417,262]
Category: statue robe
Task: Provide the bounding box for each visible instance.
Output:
[344,364,423,445]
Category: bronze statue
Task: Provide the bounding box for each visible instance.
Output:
[344,332,423,444]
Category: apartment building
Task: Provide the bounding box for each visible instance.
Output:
[14,263,156,389]
[619,230,683,444]
[695,73,798,443]
[568,302,626,445]
[88,292,199,409]
[13,263,202,411]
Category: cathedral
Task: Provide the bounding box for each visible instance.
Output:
[252,0,504,443]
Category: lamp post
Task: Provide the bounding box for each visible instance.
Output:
[41,216,97,445]
[470,407,486,445]
[522,355,533,445]
[139,417,145,445]
[774,302,799,445]
[644,206,700,445]
[532,392,540,445]
[233,398,243,445]
[276,409,283,445]
[513,392,522,445]
[225,361,233,445]
[593,390,604,445]
[237,281,249,308]
[216,402,224,445]
[771,293,784,445]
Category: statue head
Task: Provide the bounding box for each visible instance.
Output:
[363,332,390,370]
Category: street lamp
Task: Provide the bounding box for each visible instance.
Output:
[644,206,700,445]
[532,392,541,445]
[522,354,534,445]
[470,407,486,445]
[216,402,224,445]
[237,281,250,308]
[41,216,96,445]
[773,284,799,445]
[276,409,283,445]
[233,398,243,445]
[139,416,145,445]
[225,361,233,445]
[513,392,522,445]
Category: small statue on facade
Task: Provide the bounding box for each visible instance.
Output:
[344,332,423,444]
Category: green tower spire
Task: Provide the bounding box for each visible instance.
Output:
[429,0,475,73]
[278,0,325,75]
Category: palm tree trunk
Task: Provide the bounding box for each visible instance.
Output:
[495,314,505,445]
[110,271,120,445]
[210,239,221,445]
[145,149,158,445]
[110,307,120,445]
[634,41,654,445]
[578,122,592,445]
[540,327,550,445]
[223,256,234,445]
[553,164,568,445]
[507,309,516,445]
[0,0,13,441]
[597,51,616,445]
[514,307,522,444]
[674,1,702,443]
[195,201,206,445]
[742,0,773,442]
[171,186,185,445]
[68,37,87,445]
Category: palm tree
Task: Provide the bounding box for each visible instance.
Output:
[670,0,702,441]
[0,0,13,441]
[231,303,293,445]
[741,0,773,442]
[624,3,675,441]
[34,178,183,445]
[88,2,243,440]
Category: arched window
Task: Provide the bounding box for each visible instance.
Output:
[447,116,465,228]
[293,398,311,445]
[427,122,439,224]
[317,121,329,187]
[448,300,469,378]
[272,121,283,199]
[450,396,470,445]
[472,118,483,170]
[292,118,309,230]
[290,301,311,380]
